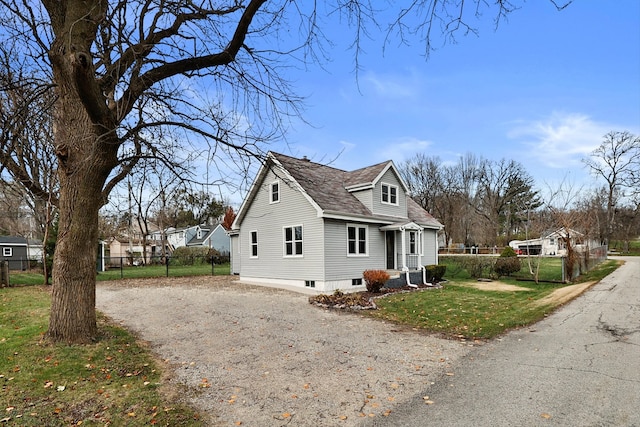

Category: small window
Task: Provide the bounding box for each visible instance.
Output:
[409,232,416,254]
[347,225,368,256]
[284,225,303,256]
[2,247,12,257]
[250,231,258,258]
[381,183,398,205]
[270,181,280,204]
[352,278,363,286]
[305,280,315,288]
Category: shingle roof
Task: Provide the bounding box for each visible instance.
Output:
[270,152,442,228]
[0,236,28,245]
[272,153,371,216]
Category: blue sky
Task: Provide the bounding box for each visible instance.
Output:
[261,1,640,196]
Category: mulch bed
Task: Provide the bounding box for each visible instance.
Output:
[309,283,442,310]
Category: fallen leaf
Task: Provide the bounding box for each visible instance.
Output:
[339,415,347,420]
[282,412,291,418]
[234,422,242,426]
[390,383,399,389]
[383,410,392,416]
[541,413,552,419]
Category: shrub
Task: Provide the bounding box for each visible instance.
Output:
[363,269,390,293]
[425,264,447,282]
[460,257,495,279]
[494,256,521,277]
[500,246,517,258]
[171,246,211,266]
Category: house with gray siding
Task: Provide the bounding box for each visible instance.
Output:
[230,152,443,292]
[0,236,30,270]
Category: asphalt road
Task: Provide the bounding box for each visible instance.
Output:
[364,256,640,427]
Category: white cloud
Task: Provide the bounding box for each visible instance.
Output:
[377,137,433,162]
[507,112,611,169]
[362,70,419,100]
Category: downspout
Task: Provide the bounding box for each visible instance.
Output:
[401,226,417,288]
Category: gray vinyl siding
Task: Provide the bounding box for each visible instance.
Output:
[372,169,408,217]
[210,226,230,254]
[239,169,325,281]
[230,234,240,274]
[350,189,373,212]
[323,219,386,281]
[422,230,437,265]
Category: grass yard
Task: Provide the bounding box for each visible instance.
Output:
[0,286,203,426]
[7,262,231,286]
[367,258,621,340]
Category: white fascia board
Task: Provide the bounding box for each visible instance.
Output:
[345,183,375,192]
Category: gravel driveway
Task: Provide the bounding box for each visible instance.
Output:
[96,276,470,426]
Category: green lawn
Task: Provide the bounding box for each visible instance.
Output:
[0,286,204,426]
[7,262,231,286]
[367,258,621,340]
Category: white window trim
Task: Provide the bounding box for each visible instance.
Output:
[283,224,303,258]
[381,183,399,206]
[409,231,423,255]
[270,180,280,204]
[2,247,12,257]
[346,224,369,257]
[250,230,258,258]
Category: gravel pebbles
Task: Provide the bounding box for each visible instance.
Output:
[96,276,471,426]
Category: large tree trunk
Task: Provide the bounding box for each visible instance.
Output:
[45,1,116,342]
[47,169,103,343]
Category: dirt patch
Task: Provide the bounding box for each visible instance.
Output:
[96,276,471,426]
[534,281,597,307]
[459,281,532,292]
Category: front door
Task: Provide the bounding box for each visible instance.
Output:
[386,231,395,269]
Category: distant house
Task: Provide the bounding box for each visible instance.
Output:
[0,236,32,270]
[186,224,231,255]
[164,224,230,255]
[230,152,443,292]
[509,228,591,256]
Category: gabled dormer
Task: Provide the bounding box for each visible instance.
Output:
[344,160,408,218]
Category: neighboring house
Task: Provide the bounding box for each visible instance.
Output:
[0,236,30,270]
[230,152,443,292]
[107,238,150,265]
[509,228,593,256]
[186,223,231,255]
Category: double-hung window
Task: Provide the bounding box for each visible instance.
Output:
[284,225,303,256]
[409,231,417,254]
[2,247,12,257]
[381,183,398,205]
[270,181,280,203]
[250,231,258,258]
[347,225,368,256]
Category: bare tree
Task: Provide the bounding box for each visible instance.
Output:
[583,131,640,245]
[0,49,59,282]
[0,0,573,343]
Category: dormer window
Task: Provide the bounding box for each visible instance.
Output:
[270,181,280,204]
[381,183,398,205]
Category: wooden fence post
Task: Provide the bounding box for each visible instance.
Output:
[0,261,9,287]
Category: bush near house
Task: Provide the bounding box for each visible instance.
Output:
[363,269,390,293]
[171,246,225,265]
[424,264,447,282]
[494,246,521,277]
